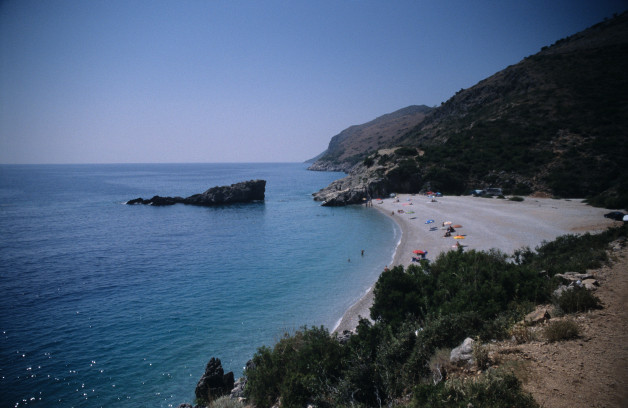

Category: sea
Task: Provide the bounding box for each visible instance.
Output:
[0,163,400,408]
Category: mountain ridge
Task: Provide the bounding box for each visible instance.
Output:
[307,105,433,172]
[312,11,628,209]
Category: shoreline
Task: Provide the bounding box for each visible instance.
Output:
[333,194,617,334]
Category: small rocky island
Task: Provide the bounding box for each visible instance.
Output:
[126,179,266,206]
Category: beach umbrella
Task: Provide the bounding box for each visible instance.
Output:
[443,221,452,225]
[453,224,462,228]
[425,219,434,224]
[453,235,465,239]
[413,250,425,254]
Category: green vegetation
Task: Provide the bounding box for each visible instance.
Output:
[473,339,490,370]
[411,370,539,408]
[244,326,343,407]
[544,320,581,342]
[387,14,628,207]
[370,249,550,331]
[242,225,625,407]
[554,286,602,313]
[394,146,419,157]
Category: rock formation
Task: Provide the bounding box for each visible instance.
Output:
[126,179,265,206]
[195,357,235,404]
[450,337,475,366]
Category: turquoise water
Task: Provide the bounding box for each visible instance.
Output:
[0,163,400,407]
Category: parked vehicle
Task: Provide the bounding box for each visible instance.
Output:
[604,211,625,221]
[471,188,503,197]
[485,188,503,196]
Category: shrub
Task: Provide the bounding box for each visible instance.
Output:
[554,286,602,313]
[411,370,539,407]
[428,348,453,384]
[209,396,244,408]
[510,324,533,344]
[244,326,343,408]
[544,320,580,342]
[395,146,418,156]
[371,249,551,329]
[473,339,490,370]
[515,231,615,276]
[509,196,525,201]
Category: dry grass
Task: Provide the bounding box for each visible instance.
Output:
[544,319,580,342]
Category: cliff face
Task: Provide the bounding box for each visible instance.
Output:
[308,105,433,172]
[314,12,628,208]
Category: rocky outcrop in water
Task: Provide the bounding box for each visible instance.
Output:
[195,357,235,404]
[126,179,266,206]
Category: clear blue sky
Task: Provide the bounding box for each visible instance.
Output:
[1,0,626,164]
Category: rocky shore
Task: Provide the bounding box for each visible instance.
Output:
[126,179,266,206]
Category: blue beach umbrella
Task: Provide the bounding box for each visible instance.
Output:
[425,219,434,224]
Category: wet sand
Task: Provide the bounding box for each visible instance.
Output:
[333,195,617,333]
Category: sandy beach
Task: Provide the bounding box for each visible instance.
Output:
[334,195,618,333]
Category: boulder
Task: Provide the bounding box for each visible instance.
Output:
[319,188,367,206]
[450,337,475,365]
[524,309,551,325]
[127,180,265,207]
[195,357,235,404]
[230,377,247,399]
[554,272,594,284]
[582,278,599,291]
[553,284,572,298]
[336,330,353,344]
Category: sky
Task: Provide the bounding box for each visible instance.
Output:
[1,0,626,164]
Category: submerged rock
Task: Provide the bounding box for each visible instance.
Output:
[126,179,266,206]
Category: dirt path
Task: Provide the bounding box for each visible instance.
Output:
[495,242,628,408]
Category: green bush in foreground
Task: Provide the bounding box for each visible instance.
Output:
[544,320,580,342]
[244,326,343,408]
[370,249,550,329]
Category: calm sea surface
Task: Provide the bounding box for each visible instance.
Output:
[0,163,400,407]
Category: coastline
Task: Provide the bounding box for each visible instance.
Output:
[333,194,617,334]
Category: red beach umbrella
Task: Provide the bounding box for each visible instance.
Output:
[413,250,425,254]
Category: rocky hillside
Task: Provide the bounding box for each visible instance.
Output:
[313,12,628,208]
[307,105,433,172]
